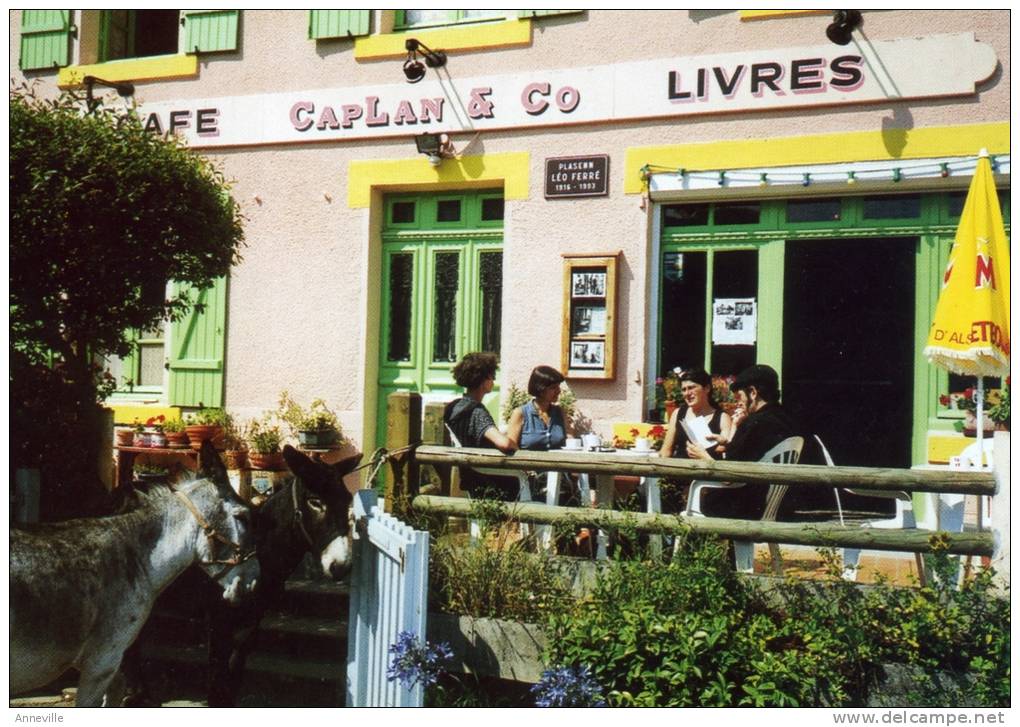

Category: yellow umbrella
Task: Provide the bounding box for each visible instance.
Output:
[924,149,1010,468]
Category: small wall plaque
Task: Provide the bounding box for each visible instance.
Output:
[545,155,609,199]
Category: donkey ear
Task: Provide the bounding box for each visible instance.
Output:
[282,444,318,483]
[197,439,229,486]
[332,452,363,478]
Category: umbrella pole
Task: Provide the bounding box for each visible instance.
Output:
[976,377,985,468]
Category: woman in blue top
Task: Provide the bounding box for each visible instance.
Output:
[507,365,575,506]
[507,365,573,451]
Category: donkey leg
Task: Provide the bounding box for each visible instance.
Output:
[207,602,258,707]
[76,660,122,707]
[118,633,158,707]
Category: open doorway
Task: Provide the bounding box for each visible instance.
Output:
[783,237,916,470]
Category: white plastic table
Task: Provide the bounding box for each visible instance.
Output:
[571,448,662,559]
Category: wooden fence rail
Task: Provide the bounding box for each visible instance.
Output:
[411,495,995,557]
[413,445,996,496]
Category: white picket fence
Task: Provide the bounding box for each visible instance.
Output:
[345,490,431,707]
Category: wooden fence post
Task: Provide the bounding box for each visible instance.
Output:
[384,391,421,513]
[991,431,1010,588]
[421,401,450,496]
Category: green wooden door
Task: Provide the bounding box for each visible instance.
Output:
[377,192,505,449]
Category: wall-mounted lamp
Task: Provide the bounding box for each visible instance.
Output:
[403,38,447,83]
[415,132,455,166]
[83,75,135,114]
[826,10,862,46]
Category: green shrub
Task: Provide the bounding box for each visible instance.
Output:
[542,537,1009,707]
[429,526,573,623]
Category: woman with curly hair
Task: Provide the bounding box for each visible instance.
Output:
[443,352,518,499]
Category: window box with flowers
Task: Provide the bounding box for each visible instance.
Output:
[942,384,1009,436]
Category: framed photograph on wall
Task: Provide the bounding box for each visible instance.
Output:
[572,305,607,336]
[570,341,605,369]
[561,253,618,380]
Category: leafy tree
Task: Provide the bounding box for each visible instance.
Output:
[10,82,244,517]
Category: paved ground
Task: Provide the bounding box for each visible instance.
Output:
[9,688,205,708]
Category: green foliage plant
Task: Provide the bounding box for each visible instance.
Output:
[10,83,244,516]
[187,406,230,427]
[500,382,530,424]
[542,536,1009,707]
[247,417,283,454]
[161,416,185,434]
[276,390,344,437]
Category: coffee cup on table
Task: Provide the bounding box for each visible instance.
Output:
[565,437,582,450]
[634,437,651,452]
[582,434,600,451]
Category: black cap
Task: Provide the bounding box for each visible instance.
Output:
[732,364,780,401]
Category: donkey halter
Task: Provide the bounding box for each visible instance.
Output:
[174,490,257,581]
[291,478,353,552]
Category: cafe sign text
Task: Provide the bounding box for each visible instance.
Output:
[136,34,995,149]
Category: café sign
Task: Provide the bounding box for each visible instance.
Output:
[545,155,609,198]
[136,33,995,148]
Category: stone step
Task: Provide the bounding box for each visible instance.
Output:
[138,641,345,707]
[280,578,350,619]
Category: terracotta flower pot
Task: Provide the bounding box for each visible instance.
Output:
[165,431,189,448]
[223,449,248,470]
[186,425,225,451]
[248,452,285,471]
[116,428,136,447]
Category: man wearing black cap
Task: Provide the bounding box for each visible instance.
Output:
[686,364,798,519]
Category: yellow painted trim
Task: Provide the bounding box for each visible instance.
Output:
[347,152,530,208]
[110,405,182,426]
[739,10,830,21]
[927,434,983,464]
[611,422,667,443]
[624,122,1011,194]
[58,54,199,87]
[355,19,531,60]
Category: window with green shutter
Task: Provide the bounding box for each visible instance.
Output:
[19,10,73,71]
[168,277,228,408]
[181,10,240,54]
[518,10,585,18]
[395,10,514,30]
[309,10,371,39]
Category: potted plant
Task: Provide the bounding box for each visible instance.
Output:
[948,388,996,437]
[133,462,170,483]
[222,416,249,470]
[115,425,136,448]
[145,415,168,448]
[711,374,738,415]
[277,391,346,448]
[131,418,147,448]
[247,417,285,471]
[656,368,682,421]
[162,416,189,448]
[500,382,531,429]
[988,378,1010,431]
[185,406,229,450]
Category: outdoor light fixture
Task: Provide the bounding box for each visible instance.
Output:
[414,132,454,166]
[83,75,135,114]
[403,38,447,83]
[826,10,862,46]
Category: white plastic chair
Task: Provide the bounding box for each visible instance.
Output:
[823,435,927,582]
[445,424,534,543]
[686,436,804,574]
[959,438,994,530]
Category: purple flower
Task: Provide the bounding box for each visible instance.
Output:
[532,665,606,707]
[386,631,453,691]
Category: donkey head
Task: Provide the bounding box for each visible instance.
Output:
[282,445,359,580]
[189,440,260,604]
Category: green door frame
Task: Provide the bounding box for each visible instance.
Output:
[657,191,1010,466]
[376,190,505,449]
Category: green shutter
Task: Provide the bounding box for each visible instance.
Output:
[181,10,239,53]
[20,10,72,70]
[309,10,371,39]
[168,277,227,407]
[518,9,584,18]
